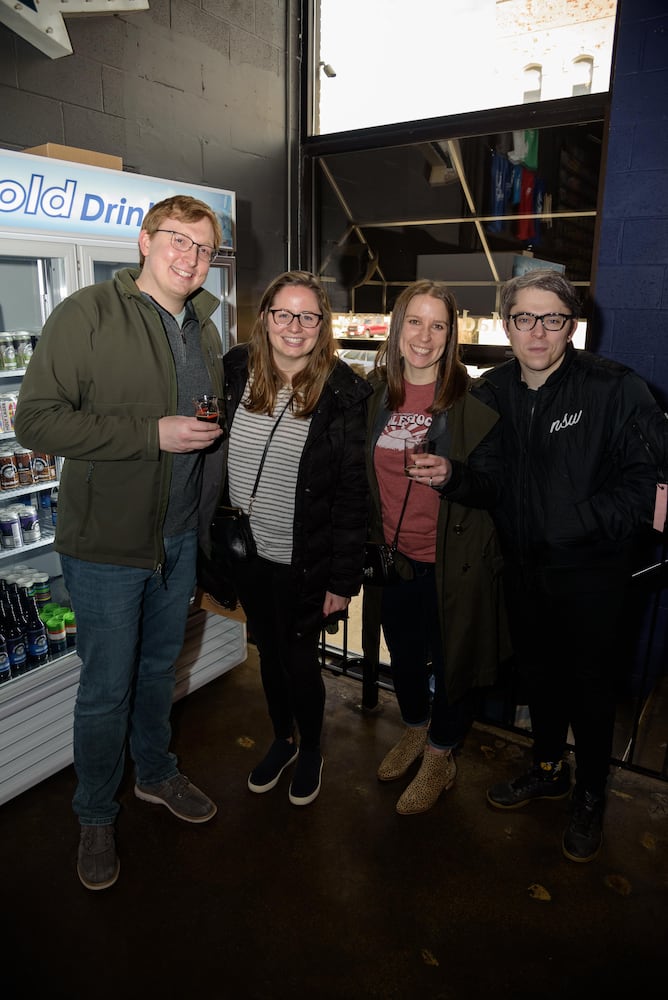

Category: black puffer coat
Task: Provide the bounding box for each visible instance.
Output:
[223,344,372,636]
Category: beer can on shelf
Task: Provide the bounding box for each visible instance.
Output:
[18,504,40,544]
[32,572,51,605]
[0,508,23,548]
[14,333,33,369]
[32,452,54,482]
[0,393,17,433]
[14,447,35,486]
[0,448,19,490]
[0,334,17,371]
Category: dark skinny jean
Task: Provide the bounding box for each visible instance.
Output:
[231,554,325,752]
[381,559,475,752]
[503,563,630,798]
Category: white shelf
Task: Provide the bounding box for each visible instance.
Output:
[0,480,59,500]
[0,525,56,561]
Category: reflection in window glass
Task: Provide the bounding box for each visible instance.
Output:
[314,0,617,136]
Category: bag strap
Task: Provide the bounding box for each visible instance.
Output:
[390,480,413,550]
[248,394,293,513]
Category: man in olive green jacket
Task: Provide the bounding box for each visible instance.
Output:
[15,195,225,891]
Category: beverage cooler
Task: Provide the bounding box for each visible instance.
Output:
[0,148,246,806]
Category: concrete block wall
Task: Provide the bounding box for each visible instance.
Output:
[595,0,668,690]
[0,0,296,336]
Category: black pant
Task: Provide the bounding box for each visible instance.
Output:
[381,560,475,750]
[504,564,629,797]
[232,555,325,751]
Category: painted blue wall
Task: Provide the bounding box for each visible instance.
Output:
[596,0,668,693]
[596,0,668,405]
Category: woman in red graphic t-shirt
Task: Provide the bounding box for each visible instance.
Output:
[364,280,510,815]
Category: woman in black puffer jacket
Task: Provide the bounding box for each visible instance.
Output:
[221,271,371,808]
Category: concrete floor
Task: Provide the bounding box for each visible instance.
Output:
[2,644,667,1000]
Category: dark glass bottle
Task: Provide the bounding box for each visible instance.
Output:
[7,582,27,631]
[2,596,27,676]
[0,630,10,683]
[24,594,49,669]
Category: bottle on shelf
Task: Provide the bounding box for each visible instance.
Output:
[50,486,58,526]
[1,595,27,676]
[0,630,10,683]
[24,593,49,669]
[7,581,27,627]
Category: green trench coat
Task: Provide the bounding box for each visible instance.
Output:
[363,373,512,704]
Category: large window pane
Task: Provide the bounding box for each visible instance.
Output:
[312,121,603,330]
[314,0,616,136]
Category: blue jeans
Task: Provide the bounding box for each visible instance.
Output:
[381,559,475,752]
[61,530,198,825]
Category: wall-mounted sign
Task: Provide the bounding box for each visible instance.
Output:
[0,148,235,250]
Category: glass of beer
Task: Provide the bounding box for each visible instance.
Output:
[193,394,219,423]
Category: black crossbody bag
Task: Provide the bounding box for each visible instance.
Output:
[211,395,293,564]
[362,480,413,586]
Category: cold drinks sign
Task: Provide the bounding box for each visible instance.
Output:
[0,148,235,250]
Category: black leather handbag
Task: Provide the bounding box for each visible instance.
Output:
[210,505,257,563]
[210,394,293,566]
[362,540,399,586]
[363,481,413,587]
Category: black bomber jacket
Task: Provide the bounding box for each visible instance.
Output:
[444,344,666,570]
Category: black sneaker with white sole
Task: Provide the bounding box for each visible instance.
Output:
[248,739,299,793]
[288,749,323,806]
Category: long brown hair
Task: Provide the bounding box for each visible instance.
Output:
[246,271,336,416]
[375,280,468,412]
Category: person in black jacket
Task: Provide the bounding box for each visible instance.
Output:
[222,271,371,806]
[440,268,667,863]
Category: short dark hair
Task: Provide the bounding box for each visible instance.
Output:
[500,269,581,321]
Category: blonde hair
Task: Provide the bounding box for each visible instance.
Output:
[139,195,222,267]
[246,271,336,416]
[375,280,468,412]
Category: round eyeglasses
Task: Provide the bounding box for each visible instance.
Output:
[268,309,323,329]
[510,312,574,332]
[155,229,217,263]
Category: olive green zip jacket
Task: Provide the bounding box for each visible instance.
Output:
[14,267,225,570]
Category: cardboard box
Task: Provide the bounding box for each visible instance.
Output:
[24,143,123,171]
[195,588,247,624]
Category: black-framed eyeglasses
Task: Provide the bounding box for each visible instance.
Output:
[155,229,218,263]
[268,309,323,329]
[509,312,574,332]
